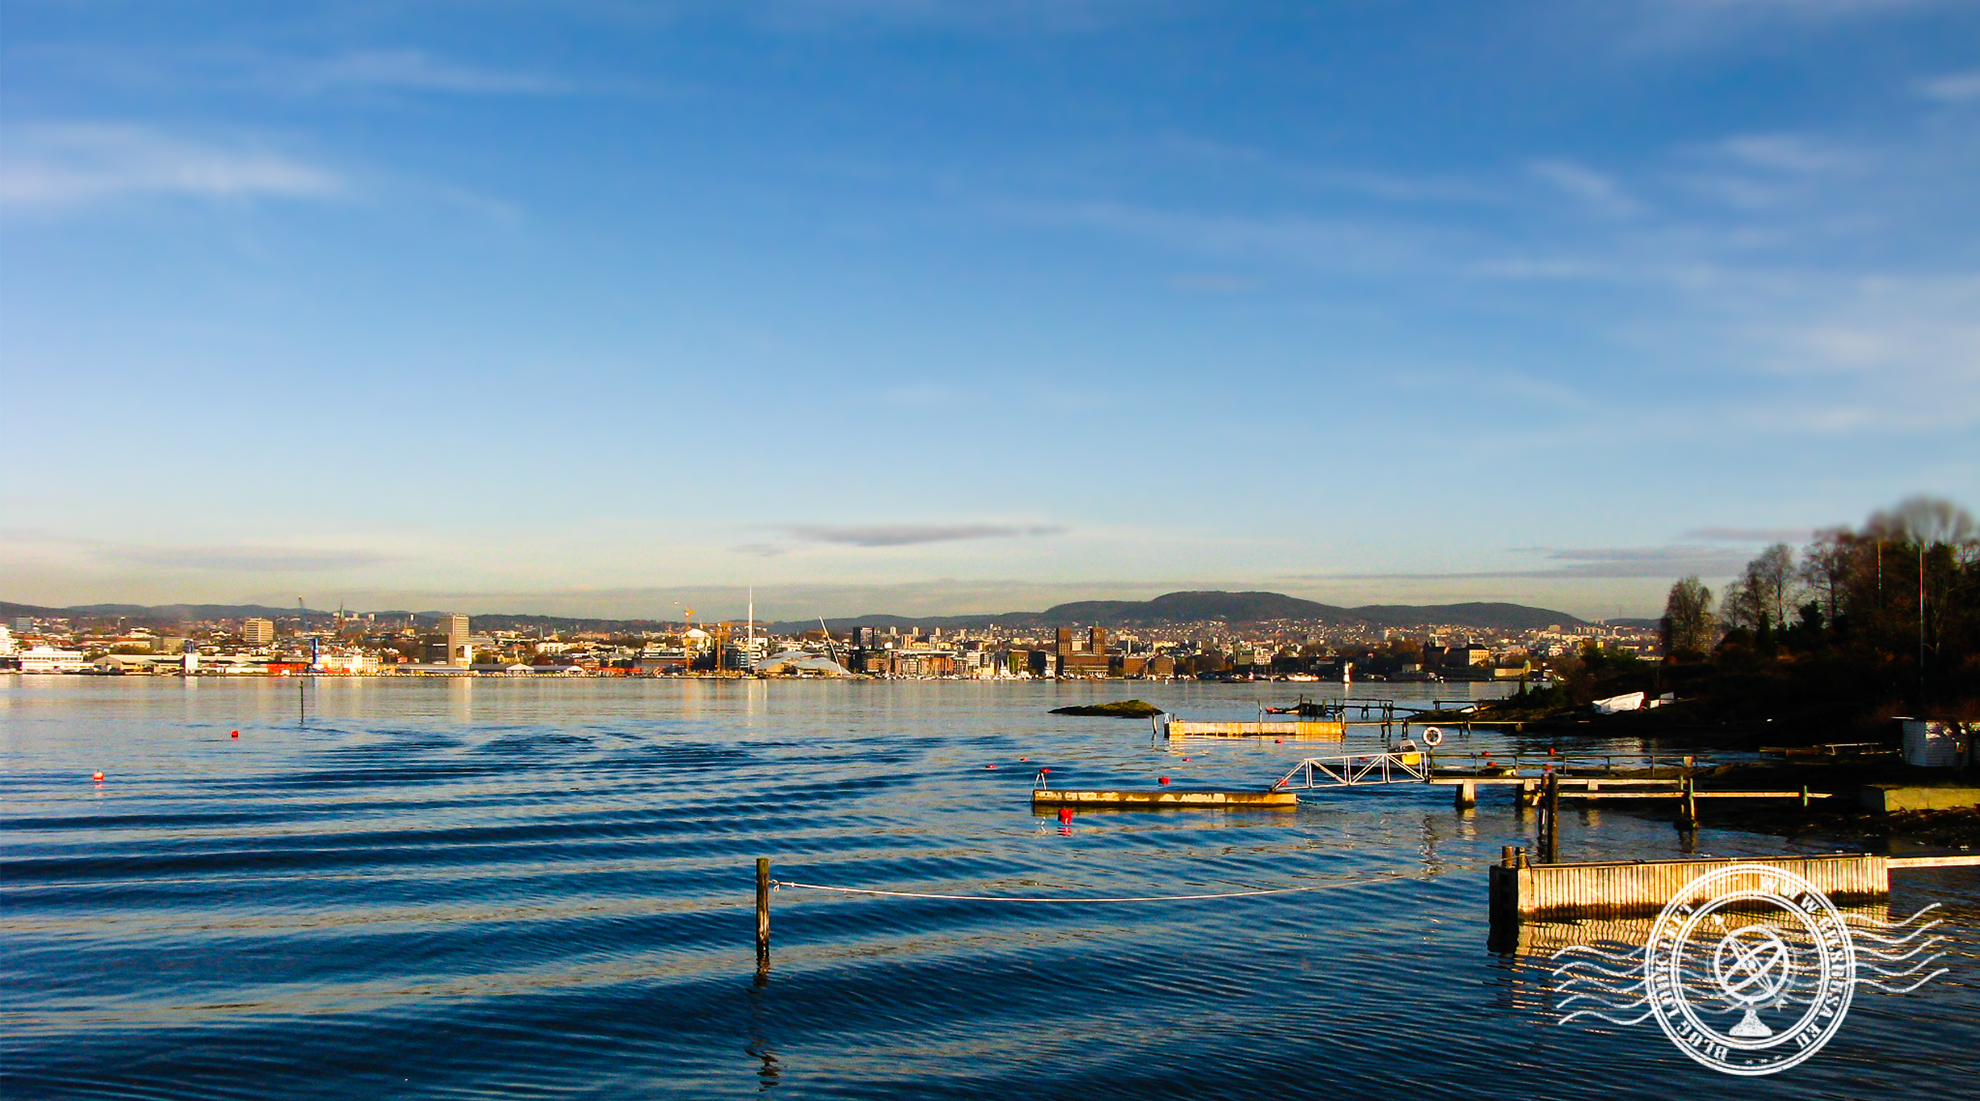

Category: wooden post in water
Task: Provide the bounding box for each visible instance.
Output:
[1677,776,1698,828]
[1543,772,1560,863]
[755,858,771,971]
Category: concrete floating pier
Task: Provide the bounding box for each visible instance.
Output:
[1555,789,1832,800]
[1860,785,1980,812]
[1161,719,1345,739]
[1031,788,1299,809]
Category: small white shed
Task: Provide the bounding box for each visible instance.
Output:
[1899,718,1972,768]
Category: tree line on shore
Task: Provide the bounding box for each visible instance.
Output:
[1654,496,1978,730]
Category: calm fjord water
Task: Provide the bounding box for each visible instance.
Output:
[3,677,1976,1100]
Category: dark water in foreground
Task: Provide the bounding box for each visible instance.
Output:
[3,677,1976,1100]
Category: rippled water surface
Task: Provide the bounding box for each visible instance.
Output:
[4,677,1976,1099]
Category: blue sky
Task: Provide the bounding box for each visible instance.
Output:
[3,0,1976,620]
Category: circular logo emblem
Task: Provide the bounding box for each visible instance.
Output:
[1644,864,1856,1076]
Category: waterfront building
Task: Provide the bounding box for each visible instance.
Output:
[18,646,88,674]
[438,613,471,667]
[242,618,275,646]
[1056,625,1110,678]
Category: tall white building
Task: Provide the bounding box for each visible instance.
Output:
[242,618,275,646]
[0,624,14,656]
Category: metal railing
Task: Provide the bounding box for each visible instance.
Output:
[1273,748,1432,790]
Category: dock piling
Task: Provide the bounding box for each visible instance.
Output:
[755,857,771,972]
[1541,772,1560,863]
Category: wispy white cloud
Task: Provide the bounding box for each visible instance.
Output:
[1300,545,1756,581]
[0,529,399,573]
[1529,159,1640,216]
[108,545,400,572]
[290,49,568,95]
[1920,71,1980,102]
[1168,273,1259,293]
[1681,526,1814,542]
[779,523,1066,547]
[0,125,341,209]
[743,0,1164,33]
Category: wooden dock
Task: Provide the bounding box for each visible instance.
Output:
[1030,788,1299,809]
[1487,851,1980,933]
[1431,774,1827,809]
[1161,718,1344,739]
[1490,853,1891,925]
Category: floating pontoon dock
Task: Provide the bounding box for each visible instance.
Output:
[1160,718,1345,739]
[1030,787,1299,809]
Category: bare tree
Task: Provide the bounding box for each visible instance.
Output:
[1660,576,1714,659]
[1798,528,1856,622]
[1721,543,1801,634]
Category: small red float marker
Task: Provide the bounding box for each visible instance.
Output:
[1158,776,1170,784]
[1057,806,1074,825]
[1182,757,1191,762]
[985,764,996,769]
[92,771,104,782]
[231,730,240,738]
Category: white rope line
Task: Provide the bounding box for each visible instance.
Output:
[772,873,1416,904]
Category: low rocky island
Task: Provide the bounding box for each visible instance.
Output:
[1050,699,1164,718]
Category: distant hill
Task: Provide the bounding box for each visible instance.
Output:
[2,601,332,623]
[6,590,1588,635]
[1346,602,1584,632]
[1042,590,1338,625]
[775,591,1585,634]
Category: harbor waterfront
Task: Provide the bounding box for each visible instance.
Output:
[4,677,1976,1100]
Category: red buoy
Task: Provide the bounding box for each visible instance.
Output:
[92,771,104,782]
[1275,738,1283,744]
[231,730,240,738]
[1158,776,1170,784]
[1057,806,1073,824]
[985,764,996,769]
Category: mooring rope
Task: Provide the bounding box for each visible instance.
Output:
[772,872,1417,904]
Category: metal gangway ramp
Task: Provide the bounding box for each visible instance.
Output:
[1273,744,1430,791]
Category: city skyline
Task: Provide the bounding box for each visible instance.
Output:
[5,2,1976,619]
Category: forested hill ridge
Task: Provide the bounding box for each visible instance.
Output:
[4,592,1587,635]
[779,592,1584,634]
[1020,593,1582,631]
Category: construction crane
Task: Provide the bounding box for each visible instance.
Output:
[818,616,839,669]
[298,596,321,672]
